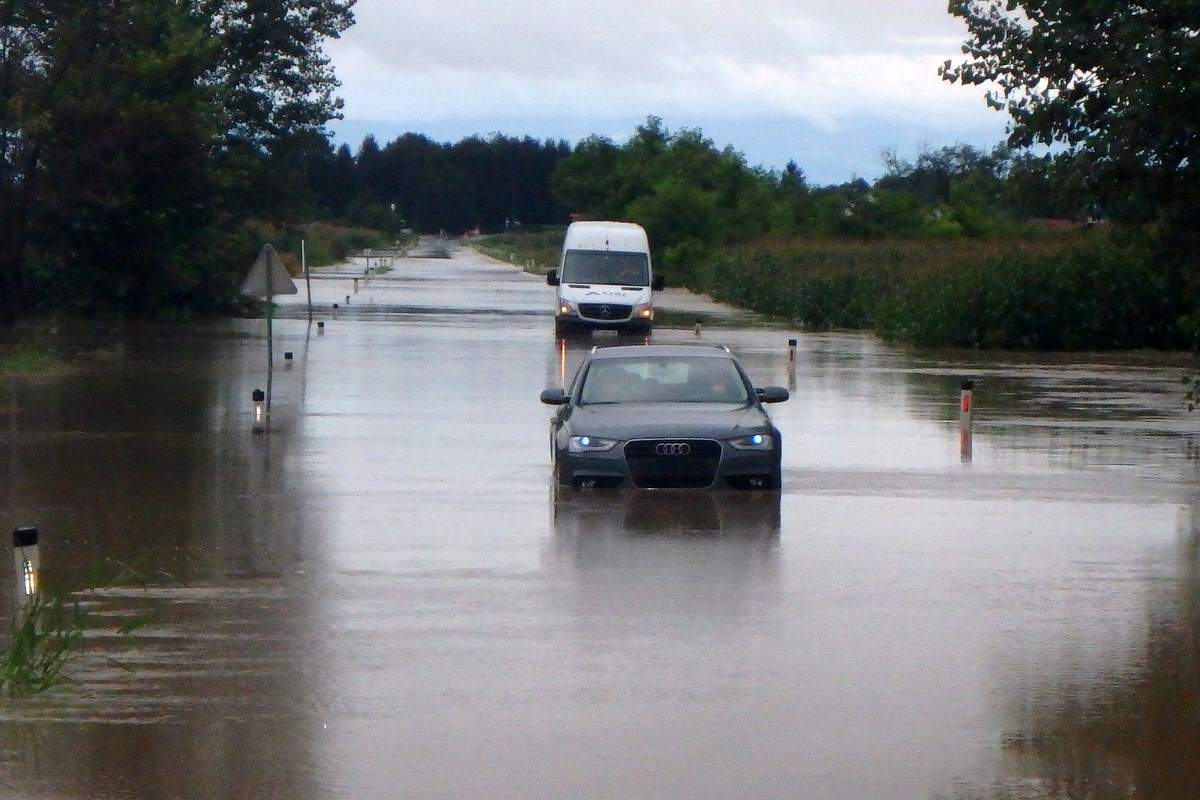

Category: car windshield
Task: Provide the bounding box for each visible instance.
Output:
[579,356,750,404]
[561,250,649,286]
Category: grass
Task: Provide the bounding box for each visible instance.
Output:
[0,339,64,376]
[473,227,565,274]
[244,221,407,275]
[1,594,84,696]
[1,558,175,696]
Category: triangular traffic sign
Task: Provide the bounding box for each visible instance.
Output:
[241,244,298,297]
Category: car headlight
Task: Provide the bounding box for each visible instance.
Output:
[569,436,618,453]
[558,301,576,316]
[730,433,773,451]
[634,303,654,319]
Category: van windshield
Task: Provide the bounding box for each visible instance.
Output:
[561,250,649,286]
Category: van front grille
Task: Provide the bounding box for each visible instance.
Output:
[578,303,632,321]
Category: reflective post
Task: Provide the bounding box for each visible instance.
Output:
[317,321,325,335]
[960,380,974,432]
[12,527,39,607]
[252,388,265,433]
[332,303,338,320]
[694,320,702,336]
[353,278,358,293]
[960,380,974,463]
[787,338,797,391]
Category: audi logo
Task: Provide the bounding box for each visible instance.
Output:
[655,442,692,456]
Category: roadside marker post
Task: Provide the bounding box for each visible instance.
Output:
[332,303,339,319]
[317,321,325,335]
[960,380,974,432]
[240,244,298,426]
[960,380,975,463]
[787,338,798,391]
[694,320,702,336]
[12,527,39,608]
[252,389,265,433]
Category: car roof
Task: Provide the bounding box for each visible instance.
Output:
[588,344,733,360]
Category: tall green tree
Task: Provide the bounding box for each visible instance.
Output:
[940,1,1200,232]
[0,0,354,324]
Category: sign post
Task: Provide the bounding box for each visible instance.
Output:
[302,239,312,324]
[241,245,298,423]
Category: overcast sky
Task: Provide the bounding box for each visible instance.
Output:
[325,1,1009,184]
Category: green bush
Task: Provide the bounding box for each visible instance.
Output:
[696,234,1190,350]
[877,239,1186,349]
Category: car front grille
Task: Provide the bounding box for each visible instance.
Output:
[623,439,722,489]
[578,303,632,321]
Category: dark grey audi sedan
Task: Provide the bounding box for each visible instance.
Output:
[539,344,788,489]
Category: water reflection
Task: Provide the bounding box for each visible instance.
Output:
[550,487,782,619]
[959,497,1200,800]
[1,321,325,800]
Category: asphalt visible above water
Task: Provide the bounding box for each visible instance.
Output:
[1,239,1197,799]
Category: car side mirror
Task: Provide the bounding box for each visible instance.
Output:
[755,386,789,403]
[651,274,665,291]
[546,270,560,286]
[540,388,568,405]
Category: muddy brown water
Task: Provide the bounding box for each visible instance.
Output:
[1,241,1197,799]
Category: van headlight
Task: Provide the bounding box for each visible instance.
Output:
[558,301,576,316]
[730,433,773,450]
[634,303,654,319]
[569,436,618,453]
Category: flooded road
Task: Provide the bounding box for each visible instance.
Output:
[2,239,1197,799]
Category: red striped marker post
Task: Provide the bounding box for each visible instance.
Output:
[960,380,974,462]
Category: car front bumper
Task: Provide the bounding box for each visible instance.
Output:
[557,437,780,490]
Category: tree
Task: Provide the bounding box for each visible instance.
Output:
[0,0,356,324]
[940,1,1200,231]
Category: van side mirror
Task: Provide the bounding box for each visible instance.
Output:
[755,386,789,403]
[540,388,568,405]
[651,274,665,291]
[546,270,560,286]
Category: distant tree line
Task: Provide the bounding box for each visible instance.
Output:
[281,132,574,235]
[547,116,1099,280]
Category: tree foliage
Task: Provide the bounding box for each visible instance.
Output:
[0,0,353,323]
[940,1,1200,230]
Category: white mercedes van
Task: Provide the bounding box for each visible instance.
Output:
[546,221,664,336]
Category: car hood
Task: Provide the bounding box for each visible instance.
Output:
[567,403,771,441]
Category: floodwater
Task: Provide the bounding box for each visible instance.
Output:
[1,239,1197,799]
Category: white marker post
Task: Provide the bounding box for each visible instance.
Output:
[12,527,38,607]
[241,245,298,423]
[787,338,798,392]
